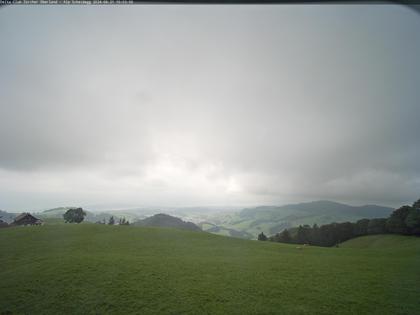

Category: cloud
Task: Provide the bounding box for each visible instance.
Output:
[0,5,419,210]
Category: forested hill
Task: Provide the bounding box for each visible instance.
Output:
[133,213,201,231]
[267,199,420,247]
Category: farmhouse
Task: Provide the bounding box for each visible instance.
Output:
[12,213,43,226]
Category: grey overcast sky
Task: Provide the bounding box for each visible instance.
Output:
[0,4,419,211]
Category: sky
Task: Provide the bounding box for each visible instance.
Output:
[0,4,419,211]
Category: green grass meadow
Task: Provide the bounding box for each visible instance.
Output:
[1,225,419,314]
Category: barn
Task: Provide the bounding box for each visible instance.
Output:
[12,213,43,226]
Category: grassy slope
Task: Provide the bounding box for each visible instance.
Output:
[341,234,420,250]
[0,226,419,315]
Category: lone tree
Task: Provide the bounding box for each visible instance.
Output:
[257,232,268,241]
[108,216,115,225]
[63,208,86,223]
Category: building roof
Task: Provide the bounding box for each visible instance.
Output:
[14,212,42,223]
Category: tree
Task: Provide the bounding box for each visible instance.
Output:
[367,218,387,234]
[296,225,311,244]
[386,205,411,234]
[310,224,321,245]
[117,217,130,225]
[108,216,115,225]
[279,229,292,243]
[354,219,370,236]
[405,208,420,235]
[335,222,354,243]
[318,223,338,247]
[257,232,267,241]
[63,208,86,223]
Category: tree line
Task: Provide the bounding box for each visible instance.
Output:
[63,208,129,225]
[258,199,420,247]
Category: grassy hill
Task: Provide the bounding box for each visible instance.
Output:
[341,234,420,250]
[0,225,419,314]
[203,201,394,239]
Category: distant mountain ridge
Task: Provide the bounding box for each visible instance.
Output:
[245,200,393,218]
[133,213,201,231]
[201,200,394,239]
